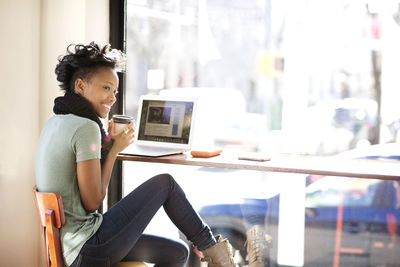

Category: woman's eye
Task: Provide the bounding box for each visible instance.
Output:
[104,85,118,96]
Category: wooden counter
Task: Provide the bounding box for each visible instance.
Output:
[118,152,400,181]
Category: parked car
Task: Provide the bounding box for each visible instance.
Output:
[181,143,400,267]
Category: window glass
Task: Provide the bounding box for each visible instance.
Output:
[125,1,400,155]
[124,1,400,266]
[305,177,379,208]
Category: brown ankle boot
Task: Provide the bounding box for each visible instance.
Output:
[201,235,237,267]
[245,225,272,267]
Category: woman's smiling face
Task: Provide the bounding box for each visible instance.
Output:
[74,66,119,118]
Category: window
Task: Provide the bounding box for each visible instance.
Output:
[124,0,400,156]
[305,177,379,208]
[118,1,400,266]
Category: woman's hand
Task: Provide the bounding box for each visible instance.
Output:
[108,119,135,153]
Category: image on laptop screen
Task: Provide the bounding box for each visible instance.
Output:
[137,99,194,145]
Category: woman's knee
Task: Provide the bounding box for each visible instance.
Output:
[154,173,174,181]
[180,243,190,264]
[150,173,176,188]
[170,240,190,264]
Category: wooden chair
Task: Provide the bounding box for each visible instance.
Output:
[33,185,147,267]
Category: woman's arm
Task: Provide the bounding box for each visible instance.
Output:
[77,121,134,212]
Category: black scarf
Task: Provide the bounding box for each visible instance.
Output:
[53,91,112,165]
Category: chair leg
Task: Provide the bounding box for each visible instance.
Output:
[45,210,63,267]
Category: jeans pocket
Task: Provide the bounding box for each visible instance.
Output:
[75,254,110,267]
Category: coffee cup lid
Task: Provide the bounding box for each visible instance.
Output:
[112,114,133,124]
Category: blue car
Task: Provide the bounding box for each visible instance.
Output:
[183,144,400,267]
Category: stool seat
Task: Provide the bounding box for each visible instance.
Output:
[115,262,148,267]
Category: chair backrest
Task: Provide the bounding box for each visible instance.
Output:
[33,185,66,267]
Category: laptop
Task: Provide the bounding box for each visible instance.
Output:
[120,95,197,157]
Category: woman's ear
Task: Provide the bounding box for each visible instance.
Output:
[74,78,86,95]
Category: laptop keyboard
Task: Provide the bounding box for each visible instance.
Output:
[121,144,184,157]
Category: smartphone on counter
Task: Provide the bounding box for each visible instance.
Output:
[238,152,271,162]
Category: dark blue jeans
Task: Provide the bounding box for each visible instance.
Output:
[70,174,216,267]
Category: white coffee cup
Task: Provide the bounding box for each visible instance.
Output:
[112,115,134,134]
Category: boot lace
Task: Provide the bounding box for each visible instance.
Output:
[245,229,272,264]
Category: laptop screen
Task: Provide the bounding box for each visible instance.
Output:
[136,99,195,145]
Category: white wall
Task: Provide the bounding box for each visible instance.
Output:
[0,0,41,265]
[40,0,110,127]
[0,0,109,265]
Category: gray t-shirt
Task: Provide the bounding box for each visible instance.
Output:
[35,114,103,266]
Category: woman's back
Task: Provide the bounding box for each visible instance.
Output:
[35,114,103,264]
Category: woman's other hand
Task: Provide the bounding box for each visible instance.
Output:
[108,119,135,153]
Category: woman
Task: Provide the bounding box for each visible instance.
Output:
[35,42,237,267]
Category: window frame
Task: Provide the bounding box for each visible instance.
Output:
[108,0,126,209]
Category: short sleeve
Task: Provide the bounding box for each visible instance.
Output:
[72,121,102,162]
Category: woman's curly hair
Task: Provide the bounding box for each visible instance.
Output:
[55,42,125,92]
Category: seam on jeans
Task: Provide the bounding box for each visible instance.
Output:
[83,186,170,248]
